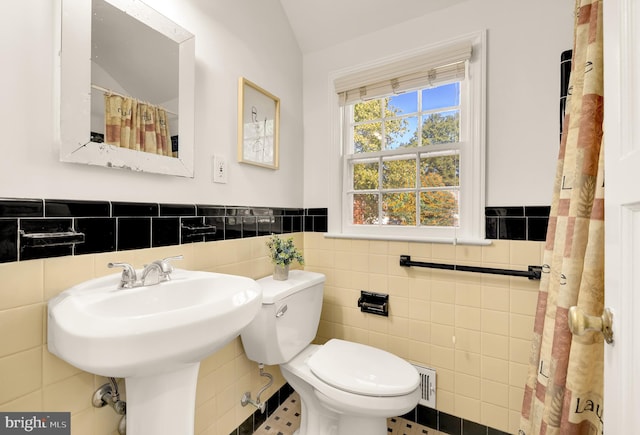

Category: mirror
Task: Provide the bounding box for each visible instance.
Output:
[55,0,195,177]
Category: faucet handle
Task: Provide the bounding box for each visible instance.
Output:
[156,255,184,276]
[108,262,137,288]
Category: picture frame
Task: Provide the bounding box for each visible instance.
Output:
[237,77,280,169]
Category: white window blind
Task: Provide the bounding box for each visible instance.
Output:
[335,41,472,106]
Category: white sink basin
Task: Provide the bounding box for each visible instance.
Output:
[47,269,262,378]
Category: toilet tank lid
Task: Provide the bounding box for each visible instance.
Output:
[257,270,325,304]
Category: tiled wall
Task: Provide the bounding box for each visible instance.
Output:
[485,206,550,242]
[303,233,543,434]
[0,235,300,435]
[0,198,328,263]
[0,197,545,435]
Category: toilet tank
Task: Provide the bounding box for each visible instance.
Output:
[240,270,325,365]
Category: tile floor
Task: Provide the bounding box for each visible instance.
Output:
[253,392,444,435]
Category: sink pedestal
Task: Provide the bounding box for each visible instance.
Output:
[125,363,200,435]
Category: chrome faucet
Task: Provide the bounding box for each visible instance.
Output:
[140,255,184,286]
[108,255,183,289]
[108,262,138,289]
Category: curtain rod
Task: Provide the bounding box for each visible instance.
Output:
[399,255,542,280]
[91,84,177,116]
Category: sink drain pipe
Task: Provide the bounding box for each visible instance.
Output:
[92,377,126,434]
[241,363,273,413]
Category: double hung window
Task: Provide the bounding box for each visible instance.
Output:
[335,35,485,241]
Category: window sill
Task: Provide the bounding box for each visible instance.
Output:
[322,232,492,246]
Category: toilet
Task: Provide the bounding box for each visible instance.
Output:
[240,270,420,435]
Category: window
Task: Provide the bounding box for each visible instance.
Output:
[334,33,485,242]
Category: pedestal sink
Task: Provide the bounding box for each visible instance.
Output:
[47,268,262,435]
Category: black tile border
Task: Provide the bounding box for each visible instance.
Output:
[0,198,326,264]
[0,198,550,263]
[485,206,550,242]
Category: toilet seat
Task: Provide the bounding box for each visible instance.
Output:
[307,339,419,397]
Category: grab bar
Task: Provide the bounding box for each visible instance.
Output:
[399,255,542,280]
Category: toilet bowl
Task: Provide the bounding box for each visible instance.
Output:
[240,270,420,435]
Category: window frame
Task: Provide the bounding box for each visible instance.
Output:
[327,31,486,243]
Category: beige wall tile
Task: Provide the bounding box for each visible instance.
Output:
[387,337,410,360]
[456,244,482,262]
[510,313,535,340]
[408,278,431,300]
[0,260,44,310]
[43,372,94,413]
[455,372,480,399]
[481,310,509,336]
[455,350,481,377]
[408,341,430,365]
[408,299,429,321]
[431,324,454,349]
[432,243,455,261]
[388,241,410,256]
[408,242,432,259]
[455,283,481,307]
[43,348,82,386]
[409,320,430,343]
[0,390,42,412]
[350,239,370,254]
[435,366,454,393]
[455,394,481,423]
[511,289,538,315]
[481,333,509,361]
[481,402,509,433]
[369,240,388,255]
[509,338,531,365]
[509,240,543,266]
[0,347,42,404]
[454,328,481,354]
[388,316,410,339]
[481,356,508,384]
[481,286,509,312]
[436,390,455,415]
[431,302,454,326]
[455,306,481,330]
[430,345,454,370]
[482,379,509,408]
[430,280,456,303]
[509,409,523,435]
[388,275,409,298]
[509,362,529,387]
[0,304,43,357]
[367,273,388,293]
[482,240,510,264]
[509,385,525,411]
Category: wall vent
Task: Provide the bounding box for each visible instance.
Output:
[413,364,436,408]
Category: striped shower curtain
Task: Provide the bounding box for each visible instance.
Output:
[519,0,604,434]
[104,94,172,157]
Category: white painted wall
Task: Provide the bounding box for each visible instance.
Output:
[302,0,574,208]
[1,0,573,210]
[0,0,303,207]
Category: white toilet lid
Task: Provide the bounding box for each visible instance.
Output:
[307,339,419,397]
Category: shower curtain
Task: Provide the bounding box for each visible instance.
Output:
[519,0,604,434]
[104,94,172,157]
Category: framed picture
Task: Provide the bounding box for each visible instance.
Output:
[237,77,280,169]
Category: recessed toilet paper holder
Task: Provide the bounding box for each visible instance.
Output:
[358,291,389,316]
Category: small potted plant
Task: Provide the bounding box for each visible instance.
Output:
[266,234,304,280]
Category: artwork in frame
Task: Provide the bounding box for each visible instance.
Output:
[237,77,280,169]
